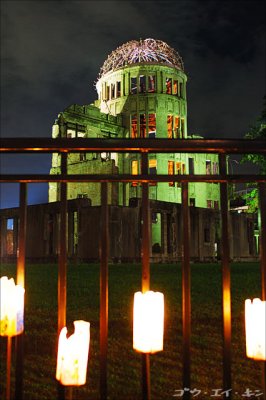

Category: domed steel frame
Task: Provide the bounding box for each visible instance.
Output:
[98,38,184,79]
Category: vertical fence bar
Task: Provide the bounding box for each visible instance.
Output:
[6,336,12,400]
[17,183,27,287]
[219,154,232,400]
[57,153,67,400]
[141,151,151,400]
[181,181,191,399]
[100,182,109,400]
[15,182,27,400]
[258,183,266,397]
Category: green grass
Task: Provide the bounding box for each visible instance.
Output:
[0,262,264,400]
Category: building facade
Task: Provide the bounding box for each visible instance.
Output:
[49,39,220,210]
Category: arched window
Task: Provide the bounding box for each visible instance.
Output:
[166,78,172,94]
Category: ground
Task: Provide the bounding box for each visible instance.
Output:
[0,262,263,400]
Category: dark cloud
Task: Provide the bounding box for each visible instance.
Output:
[0,0,265,207]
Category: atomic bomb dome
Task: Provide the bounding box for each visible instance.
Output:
[49,37,220,225]
[98,38,184,79]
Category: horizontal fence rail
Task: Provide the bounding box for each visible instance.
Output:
[1,137,266,154]
[0,137,265,400]
[1,174,266,183]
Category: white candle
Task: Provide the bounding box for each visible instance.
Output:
[0,276,25,337]
[133,291,164,353]
[56,320,90,385]
[245,298,266,360]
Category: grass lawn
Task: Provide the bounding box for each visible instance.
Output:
[0,262,264,400]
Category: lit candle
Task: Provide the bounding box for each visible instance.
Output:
[133,291,164,354]
[56,320,90,386]
[0,276,25,337]
[245,298,266,361]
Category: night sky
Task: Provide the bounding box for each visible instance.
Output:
[1,0,265,208]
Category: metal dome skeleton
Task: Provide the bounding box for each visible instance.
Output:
[98,38,184,79]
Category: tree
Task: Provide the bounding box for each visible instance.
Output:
[241,96,266,212]
[242,95,266,173]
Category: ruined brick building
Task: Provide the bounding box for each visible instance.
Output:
[0,39,257,262]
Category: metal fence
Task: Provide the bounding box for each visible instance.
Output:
[0,137,266,400]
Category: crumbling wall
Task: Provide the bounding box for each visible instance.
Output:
[0,200,258,263]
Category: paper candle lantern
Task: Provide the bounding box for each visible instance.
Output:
[133,291,164,353]
[245,298,266,361]
[56,320,90,386]
[0,276,25,337]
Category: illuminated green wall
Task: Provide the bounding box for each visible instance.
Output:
[48,104,125,204]
[96,62,220,209]
[49,62,220,211]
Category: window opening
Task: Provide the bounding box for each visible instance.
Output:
[131,77,137,94]
[173,80,178,95]
[207,200,212,208]
[77,124,85,133]
[101,152,111,161]
[149,159,157,186]
[167,115,173,138]
[213,162,219,174]
[176,161,182,187]
[152,212,158,223]
[111,83,115,99]
[116,81,121,97]
[106,85,110,100]
[139,75,146,93]
[176,162,181,173]
[148,75,156,92]
[168,161,175,186]
[189,158,194,174]
[174,116,179,138]
[6,218,14,255]
[206,160,212,175]
[131,160,138,186]
[7,218,14,230]
[176,162,186,174]
[148,114,156,138]
[79,153,86,161]
[140,114,146,138]
[179,82,183,97]
[131,115,137,138]
[190,198,195,207]
[180,119,185,138]
[166,78,172,94]
[214,200,219,209]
